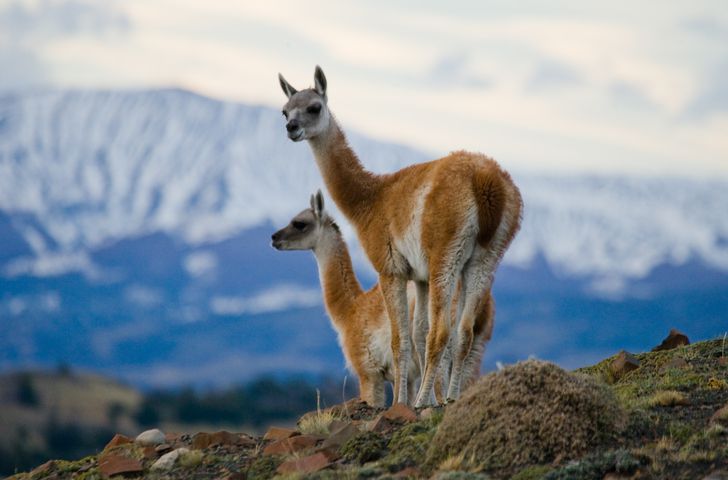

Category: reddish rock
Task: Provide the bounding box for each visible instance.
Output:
[660,357,688,371]
[192,432,212,450]
[103,433,132,451]
[610,350,641,381]
[383,403,418,423]
[395,466,421,478]
[98,454,143,478]
[263,426,300,441]
[710,404,728,426]
[652,329,690,352]
[719,357,727,367]
[321,422,359,449]
[30,460,55,476]
[263,434,320,455]
[164,432,180,442]
[224,473,247,480]
[276,452,332,475]
[210,430,242,446]
[142,445,158,459]
[369,414,395,433]
[327,419,349,433]
[155,443,173,454]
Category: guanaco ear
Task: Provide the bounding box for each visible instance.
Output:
[311,189,325,218]
[314,66,327,99]
[279,73,297,99]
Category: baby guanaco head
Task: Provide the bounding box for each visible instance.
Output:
[271,190,339,251]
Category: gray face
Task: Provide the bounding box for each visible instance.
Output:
[279,66,331,142]
[281,89,331,142]
[271,208,321,251]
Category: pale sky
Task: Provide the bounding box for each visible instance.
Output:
[1,0,727,176]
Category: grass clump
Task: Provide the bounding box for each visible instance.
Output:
[247,454,284,480]
[648,390,689,407]
[426,360,625,475]
[380,416,441,473]
[340,431,387,465]
[298,389,343,436]
[542,449,642,480]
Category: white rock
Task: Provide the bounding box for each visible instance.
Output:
[151,447,189,471]
[135,428,166,446]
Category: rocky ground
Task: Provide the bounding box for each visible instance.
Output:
[7,333,728,480]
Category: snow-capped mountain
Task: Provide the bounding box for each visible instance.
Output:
[2,89,728,288]
[1,89,726,386]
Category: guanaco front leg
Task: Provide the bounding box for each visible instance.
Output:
[379,274,411,405]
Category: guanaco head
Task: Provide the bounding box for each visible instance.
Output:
[278,66,330,142]
[271,190,339,251]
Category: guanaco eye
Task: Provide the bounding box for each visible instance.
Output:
[306,104,322,115]
[282,110,288,119]
[292,221,307,231]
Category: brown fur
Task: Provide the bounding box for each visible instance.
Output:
[280,71,522,405]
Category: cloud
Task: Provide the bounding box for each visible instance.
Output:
[427,52,492,89]
[526,59,583,90]
[607,81,659,111]
[0,0,130,90]
[210,284,321,316]
[0,0,130,39]
[682,61,728,120]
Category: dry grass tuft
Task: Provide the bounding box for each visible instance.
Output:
[647,390,689,407]
[297,389,342,436]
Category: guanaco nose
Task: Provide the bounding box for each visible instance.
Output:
[286,120,300,132]
[271,231,282,242]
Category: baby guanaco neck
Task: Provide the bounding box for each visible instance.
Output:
[312,225,364,326]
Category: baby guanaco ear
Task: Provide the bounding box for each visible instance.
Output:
[314,66,327,99]
[312,189,325,218]
[279,73,298,99]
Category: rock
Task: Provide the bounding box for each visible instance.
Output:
[151,447,190,470]
[327,419,349,433]
[382,403,418,423]
[263,434,320,455]
[165,432,181,442]
[30,460,54,477]
[193,430,251,449]
[98,454,143,477]
[321,422,360,449]
[395,466,421,478]
[660,357,688,371]
[155,443,173,454]
[104,433,132,451]
[610,351,640,381]
[276,452,332,475]
[652,329,690,352]
[604,473,633,480]
[710,404,728,426]
[263,426,300,441]
[719,357,727,367]
[142,445,158,459]
[419,407,436,420]
[135,428,166,446]
[368,414,395,433]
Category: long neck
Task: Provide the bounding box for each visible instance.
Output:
[313,231,363,326]
[308,117,383,224]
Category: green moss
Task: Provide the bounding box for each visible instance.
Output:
[380,418,440,473]
[247,454,284,480]
[542,449,641,480]
[340,432,387,465]
[511,465,552,480]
